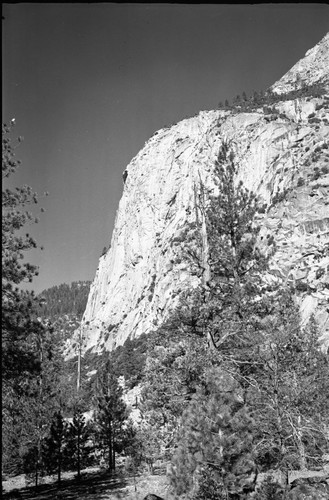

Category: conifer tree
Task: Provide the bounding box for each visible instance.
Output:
[252,90,260,104]
[233,94,242,107]
[175,141,271,361]
[2,122,46,384]
[169,369,257,499]
[65,406,92,479]
[93,362,127,471]
[140,142,272,468]
[204,144,269,354]
[249,293,329,476]
[139,329,221,461]
[19,327,65,487]
[2,122,49,476]
[43,411,67,484]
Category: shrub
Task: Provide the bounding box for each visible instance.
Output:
[295,281,308,293]
[258,204,268,214]
[312,168,321,181]
[254,475,285,499]
[192,467,225,500]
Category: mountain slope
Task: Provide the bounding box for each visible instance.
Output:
[69,34,329,356]
[38,281,91,343]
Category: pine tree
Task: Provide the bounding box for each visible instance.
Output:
[93,362,127,472]
[233,94,242,107]
[43,411,67,484]
[2,122,46,383]
[65,406,92,479]
[169,369,257,499]
[176,141,271,361]
[249,292,329,477]
[2,122,49,476]
[139,329,221,461]
[19,328,65,487]
[139,142,273,472]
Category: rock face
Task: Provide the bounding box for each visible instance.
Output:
[271,32,329,94]
[69,34,329,356]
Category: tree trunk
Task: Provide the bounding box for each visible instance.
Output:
[35,460,39,489]
[35,435,42,489]
[58,455,61,484]
[297,439,307,470]
[77,428,81,480]
[294,416,307,470]
[112,427,116,472]
[108,424,113,471]
[197,180,216,351]
[148,459,154,475]
[273,364,288,489]
[276,406,289,492]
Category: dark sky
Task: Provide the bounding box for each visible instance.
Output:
[2,3,329,294]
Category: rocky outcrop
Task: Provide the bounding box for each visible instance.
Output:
[66,34,329,357]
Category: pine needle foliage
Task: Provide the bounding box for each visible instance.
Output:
[249,293,329,473]
[93,361,127,471]
[65,407,93,479]
[169,369,257,499]
[2,122,50,477]
[202,142,271,354]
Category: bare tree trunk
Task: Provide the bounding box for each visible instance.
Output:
[77,327,81,393]
[289,415,307,470]
[196,180,216,351]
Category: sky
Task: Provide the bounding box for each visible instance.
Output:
[2,3,329,294]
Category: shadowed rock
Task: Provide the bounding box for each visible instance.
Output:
[143,495,165,500]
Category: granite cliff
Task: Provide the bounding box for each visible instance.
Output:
[68,33,329,357]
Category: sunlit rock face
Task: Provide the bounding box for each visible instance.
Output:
[271,32,329,94]
[69,34,329,356]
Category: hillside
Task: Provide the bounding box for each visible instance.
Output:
[37,281,91,342]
